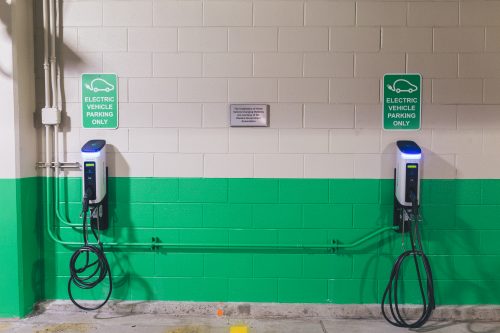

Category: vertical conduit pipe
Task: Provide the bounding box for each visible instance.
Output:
[49,0,57,109]
[42,0,51,109]
[43,0,53,230]
[47,0,78,228]
[53,126,76,226]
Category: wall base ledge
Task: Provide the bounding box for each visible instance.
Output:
[35,301,500,321]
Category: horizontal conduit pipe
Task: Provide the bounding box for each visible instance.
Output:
[332,226,397,250]
[46,192,397,251]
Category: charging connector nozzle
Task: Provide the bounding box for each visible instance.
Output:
[80,188,93,217]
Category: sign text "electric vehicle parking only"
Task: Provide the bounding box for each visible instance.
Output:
[82,73,118,129]
[383,74,421,130]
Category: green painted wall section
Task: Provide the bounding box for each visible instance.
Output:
[44,178,500,305]
[0,179,21,317]
[2,177,499,317]
[0,178,43,317]
[18,177,44,316]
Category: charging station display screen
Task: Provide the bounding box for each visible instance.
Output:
[84,162,96,200]
[405,163,418,202]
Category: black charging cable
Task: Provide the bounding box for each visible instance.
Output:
[68,188,113,311]
[381,193,435,328]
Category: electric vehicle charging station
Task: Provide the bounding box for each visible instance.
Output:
[82,140,107,205]
[67,138,437,322]
[57,138,437,325]
[394,140,422,233]
[81,139,109,230]
[381,140,435,328]
[67,140,112,311]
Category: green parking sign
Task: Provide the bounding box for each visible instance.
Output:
[82,73,118,129]
[383,73,421,130]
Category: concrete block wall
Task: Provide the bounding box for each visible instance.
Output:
[30,0,500,180]
[29,0,500,310]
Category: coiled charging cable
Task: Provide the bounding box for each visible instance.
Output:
[381,194,435,328]
[68,189,112,311]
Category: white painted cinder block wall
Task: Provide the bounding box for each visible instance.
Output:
[36,0,500,179]
[0,3,16,179]
[0,0,36,179]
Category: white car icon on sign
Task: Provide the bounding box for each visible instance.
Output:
[85,78,115,93]
[386,79,418,94]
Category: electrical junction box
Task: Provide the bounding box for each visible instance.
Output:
[41,107,61,125]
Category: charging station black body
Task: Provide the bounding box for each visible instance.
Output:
[90,167,109,230]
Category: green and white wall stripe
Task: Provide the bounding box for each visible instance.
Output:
[2,0,500,318]
[40,0,500,310]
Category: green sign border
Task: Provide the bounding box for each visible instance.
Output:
[382,73,422,131]
[81,73,119,130]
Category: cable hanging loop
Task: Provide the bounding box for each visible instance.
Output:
[381,198,435,328]
[68,195,112,311]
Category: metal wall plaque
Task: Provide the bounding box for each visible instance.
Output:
[230,104,269,127]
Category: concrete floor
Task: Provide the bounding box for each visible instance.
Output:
[0,311,499,333]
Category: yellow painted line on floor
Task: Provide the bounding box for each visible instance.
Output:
[0,323,10,332]
[166,325,210,333]
[230,325,248,333]
[38,323,89,332]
